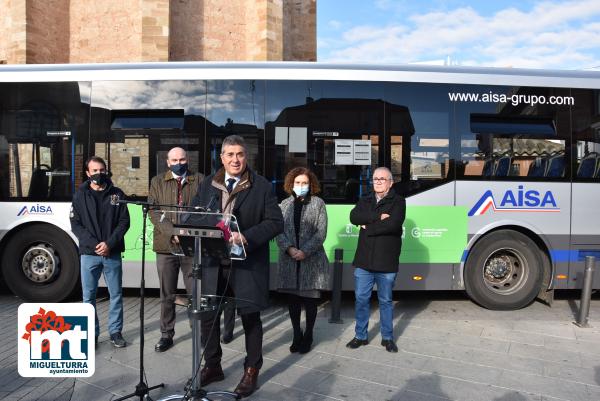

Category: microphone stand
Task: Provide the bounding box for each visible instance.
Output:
[114,199,165,401]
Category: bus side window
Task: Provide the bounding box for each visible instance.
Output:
[0,82,88,201]
[527,157,547,177]
[28,164,50,200]
[459,88,570,181]
[576,152,598,178]
[545,153,565,177]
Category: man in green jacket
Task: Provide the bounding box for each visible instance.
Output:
[148,147,203,352]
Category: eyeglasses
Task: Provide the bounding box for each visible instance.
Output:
[372,177,391,183]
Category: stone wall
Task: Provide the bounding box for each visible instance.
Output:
[168,0,205,61]
[169,0,312,62]
[199,0,248,61]
[95,138,150,198]
[70,0,143,63]
[142,0,169,62]
[26,0,69,64]
[264,0,284,60]
[244,0,264,61]
[0,0,27,64]
[283,0,316,61]
[1,0,316,63]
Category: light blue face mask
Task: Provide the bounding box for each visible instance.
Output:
[293,185,309,197]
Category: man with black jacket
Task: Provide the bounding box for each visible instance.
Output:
[191,135,284,398]
[346,167,406,353]
[70,156,130,348]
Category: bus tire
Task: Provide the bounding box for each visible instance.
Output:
[464,230,543,310]
[1,225,79,302]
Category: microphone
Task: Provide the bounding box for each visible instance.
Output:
[205,193,219,212]
[110,194,152,207]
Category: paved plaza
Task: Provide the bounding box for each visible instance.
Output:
[1,290,599,401]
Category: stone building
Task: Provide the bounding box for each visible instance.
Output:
[0,0,316,64]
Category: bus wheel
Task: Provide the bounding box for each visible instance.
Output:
[464,230,543,310]
[1,225,79,302]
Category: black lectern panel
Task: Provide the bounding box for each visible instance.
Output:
[173,224,229,259]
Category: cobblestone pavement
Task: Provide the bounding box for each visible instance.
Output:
[1,290,599,401]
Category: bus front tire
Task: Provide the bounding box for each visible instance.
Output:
[1,225,79,302]
[464,230,544,310]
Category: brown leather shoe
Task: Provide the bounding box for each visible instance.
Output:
[234,367,259,398]
[200,365,225,386]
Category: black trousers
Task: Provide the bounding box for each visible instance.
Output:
[201,266,263,369]
[222,305,235,336]
[156,253,193,339]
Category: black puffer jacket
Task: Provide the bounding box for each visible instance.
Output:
[349,188,406,272]
[70,180,130,255]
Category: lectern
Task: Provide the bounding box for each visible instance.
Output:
[158,210,246,401]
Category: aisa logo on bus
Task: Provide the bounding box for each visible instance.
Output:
[468,186,559,217]
[17,204,53,216]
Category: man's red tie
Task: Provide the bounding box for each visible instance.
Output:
[176,177,183,206]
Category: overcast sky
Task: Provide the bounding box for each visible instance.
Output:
[317,0,600,70]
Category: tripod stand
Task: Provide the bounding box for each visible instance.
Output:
[158,211,242,401]
[115,201,164,401]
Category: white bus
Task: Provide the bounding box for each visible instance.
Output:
[1,62,599,310]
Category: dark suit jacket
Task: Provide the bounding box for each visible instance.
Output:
[190,167,283,313]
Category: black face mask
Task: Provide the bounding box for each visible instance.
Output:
[89,173,108,186]
[169,163,188,176]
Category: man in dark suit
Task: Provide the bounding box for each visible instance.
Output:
[191,135,283,398]
[345,167,406,353]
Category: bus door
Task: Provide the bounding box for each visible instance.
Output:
[0,82,90,302]
[93,110,187,199]
[203,80,265,177]
[0,82,88,202]
[89,81,208,198]
[266,97,387,203]
[311,127,382,204]
[88,80,208,288]
[570,88,600,289]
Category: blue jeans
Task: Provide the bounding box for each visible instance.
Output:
[80,253,124,337]
[353,267,397,341]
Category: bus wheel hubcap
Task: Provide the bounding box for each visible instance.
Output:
[483,248,528,295]
[22,245,59,283]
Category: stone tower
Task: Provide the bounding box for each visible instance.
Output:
[0,0,316,64]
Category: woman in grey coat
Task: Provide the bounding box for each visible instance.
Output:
[276,167,329,354]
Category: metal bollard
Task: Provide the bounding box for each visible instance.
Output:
[574,256,596,328]
[329,248,344,324]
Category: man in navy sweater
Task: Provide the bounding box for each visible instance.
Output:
[70,156,130,347]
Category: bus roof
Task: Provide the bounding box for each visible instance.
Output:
[1,61,599,88]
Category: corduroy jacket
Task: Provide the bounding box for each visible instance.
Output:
[148,170,203,253]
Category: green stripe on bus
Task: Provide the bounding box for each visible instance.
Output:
[123,204,468,264]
